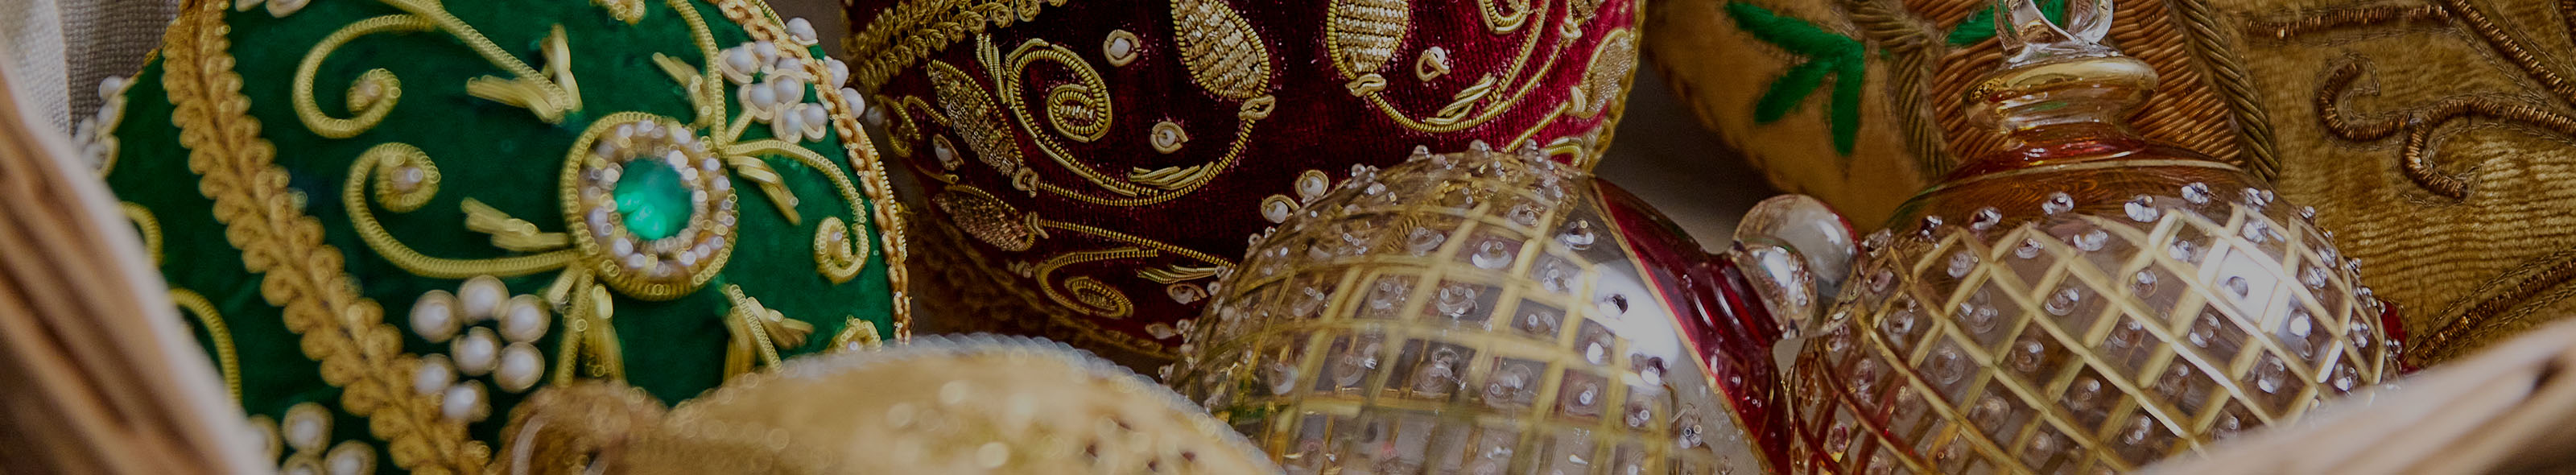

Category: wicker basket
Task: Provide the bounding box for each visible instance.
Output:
[2145,319,2576,474]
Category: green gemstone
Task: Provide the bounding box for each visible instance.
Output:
[614,159,693,240]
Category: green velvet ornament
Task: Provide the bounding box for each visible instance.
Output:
[93,0,906,473]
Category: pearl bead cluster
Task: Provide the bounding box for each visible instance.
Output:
[716,30,860,144]
[574,118,740,293]
[72,76,130,171]
[251,403,376,475]
[408,275,551,423]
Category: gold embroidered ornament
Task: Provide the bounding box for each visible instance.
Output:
[96,0,908,473]
[845,0,1649,366]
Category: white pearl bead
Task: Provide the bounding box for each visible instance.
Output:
[413,354,454,395]
[98,76,126,100]
[786,18,818,44]
[772,78,804,104]
[839,88,865,114]
[324,443,371,475]
[722,48,756,81]
[1108,35,1135,60]
[802,104,829,130]
[774,113,803,141]
[409,290,460,342]
[496,343,543,393]
[284,411,326,451]
[452,328,499,377]
[752,40,778,62]
[457,275,506,322]
[825,58,849,86]
[499,295,549,343]
[440,382,485,422]
[745,83,778,109]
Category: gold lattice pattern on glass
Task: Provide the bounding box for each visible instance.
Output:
[1176,150,1766,475]
[1795,199,2391,475]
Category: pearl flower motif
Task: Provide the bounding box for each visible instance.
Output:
[405,275,553,419]
[715,35,834,143]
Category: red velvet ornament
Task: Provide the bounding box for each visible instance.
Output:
[843,0,1644,365]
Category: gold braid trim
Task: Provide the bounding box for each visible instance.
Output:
[1841,0,1951,176]
[843,0,1069,92]
[2174,0,2284,180]
[724,0,915,338]
[161,2,485,473]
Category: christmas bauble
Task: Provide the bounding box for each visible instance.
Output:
[93,1,904,473]
[1166,143,1851,474]
[841,0,1645,366]
[1649,0,2576,366]
[494,336,1276,474]
[1781,5,2398,473]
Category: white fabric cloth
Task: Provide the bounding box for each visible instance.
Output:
[0,0,71,132]
[0,0,177,134]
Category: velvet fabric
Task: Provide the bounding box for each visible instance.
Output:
[103,0,895,470]
[845,0,1643,365]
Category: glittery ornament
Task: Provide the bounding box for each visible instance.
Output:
[1781,2,2401,473]
[1167,143,1856,474]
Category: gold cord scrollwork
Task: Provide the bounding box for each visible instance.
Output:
[1480,0,1534,34]
[170,289,241,403]
[595,0,646,23]
[989,37,1140,196]
[1328,0,1579,133]
[120,202,163,266]
[919,35,1268,207]
[345,142,579,279]
[292,15,429,138]
[814,217,866,283]
[1035,247,1154,319]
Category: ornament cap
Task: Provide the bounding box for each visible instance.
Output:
[1958,0,2194,180]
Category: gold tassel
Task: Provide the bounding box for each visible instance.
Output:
[725,155,802,225]
[552,279,625,385]
[469,26,582,122]
[721,285,815,378]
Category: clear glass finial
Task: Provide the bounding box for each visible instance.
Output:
[1994,0,2117,65]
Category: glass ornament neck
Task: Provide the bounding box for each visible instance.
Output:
[1955,0,2176,180]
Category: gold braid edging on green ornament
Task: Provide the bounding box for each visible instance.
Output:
[719,0,918,335]
[161,1,488,472]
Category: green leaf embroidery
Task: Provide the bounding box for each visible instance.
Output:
[1946,0,2070,47]
[1754,60,1832,123]
[1728,2,1868,155]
